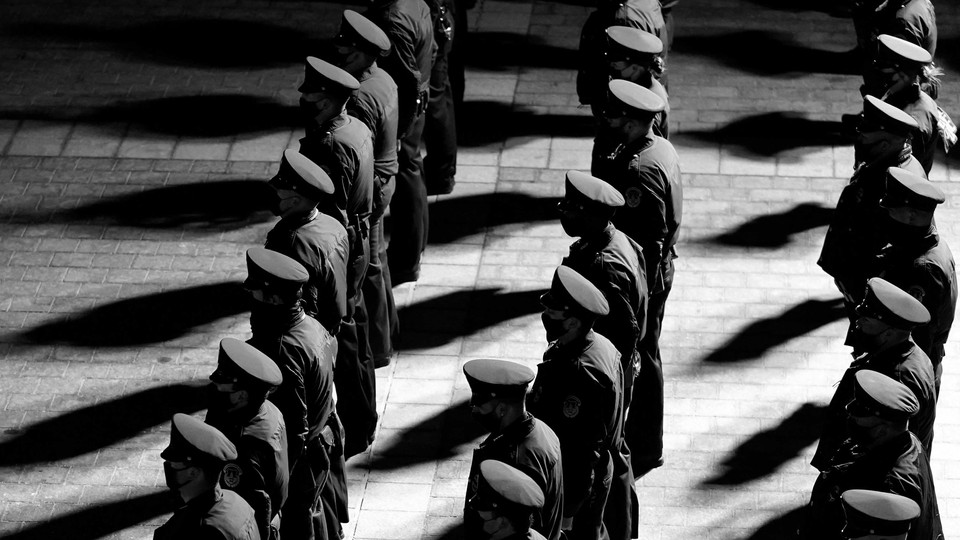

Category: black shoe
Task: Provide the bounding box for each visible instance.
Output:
[426,176,456,196]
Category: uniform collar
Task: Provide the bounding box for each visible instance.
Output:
[573,223,616,253]
[480,413,536,448]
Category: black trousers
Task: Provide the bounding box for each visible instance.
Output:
[387,113,428,284]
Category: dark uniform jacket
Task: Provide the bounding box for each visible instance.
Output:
[366,0,435,136]
[879,230,957,367]
[812,340,937,470]
[206,401,289,530]
[528,331,624,540]
[250,312,338,467]
[562,223,647,370]
[154,486,261,540]
[592,134,681,295]
[577,0,664,107]
[854,0,936,58]
[818,154,924,304]
[265,211,349,335]
[804,432,942,540]
[464,414,564,540]
[348,64,400,184]
[886,85,941,174]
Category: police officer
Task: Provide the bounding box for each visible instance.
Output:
[819,97,923,318]
[423,0,458,196]
[156,414,260,540]
[804,370,942,540]
[876,168,956,396]
[329,10,401,369]
[207,338,289,540]
[243,247,343,540]
[812,277,937,469]
[528,266,633,540]
[863,35,947,174]
[840,490,921,540]
[365,0,435,285]
[590,80,681,476]
[602,27,669,138]
[851,0,936,63]
[463,358,563,540]
[468,460,549,540]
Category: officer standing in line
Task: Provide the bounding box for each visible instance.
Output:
[803,370,942,540]
[207,338,289,540]
[156,414,260,540]
[819,97,923,319]
[851,0,936,63]
[243,248,343,540]
[875,168,956,397]
[297,58,379,458]
[423,0,458,196]
[528,266,631,540]
[329,10,401,369]
[591,80,681,477]
[811,277,937,469]
[469,460,549,540]
[463,358,564,540]
[839,490,921,540]
[365,0,435,285]
[601,27,669,138]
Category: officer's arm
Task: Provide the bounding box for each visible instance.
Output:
[196,525,230,540]
[634,165,670,261]
[269,346,309,466]
[559,391,608,517]
[576,12,603,105]
[592,274,643,356]
[379,22,422,136]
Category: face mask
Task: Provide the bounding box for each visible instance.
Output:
[471,409,502,433]
[163,462,196,503]
[541,313,567,342]
[559,214,584,237]
[882,215,929,246]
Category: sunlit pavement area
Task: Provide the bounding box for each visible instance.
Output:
[1,0,959,538]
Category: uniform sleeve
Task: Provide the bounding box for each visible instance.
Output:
[591,264,644,356]
[556,385,611,517]
[633,163,670,265]
[576,12,606,106]
[379,20,423,136]
[269,343,309,466]
[196,525,229,540]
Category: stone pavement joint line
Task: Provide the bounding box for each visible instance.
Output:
[0,0,959,538]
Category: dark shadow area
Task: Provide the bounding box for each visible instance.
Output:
[742,506,807,540]
[708,202,834,248]
[396,289,545,351]
[427,192,560,244]
[742,0,850,16]
[0,95,300,139]
[464,32,577,70]
[457,101,595,146]
[366,400,485,469]
[10,19,329,70]
[3,490,172,540]
[67,179,277,231]
[674,30,859,77]
[427,523,465,540]
[685,112,846,157]
[703,402,827,485]
[19,282,249,347]
[937,36,960,73]
[0,383,207,466]
[703,298,846,363]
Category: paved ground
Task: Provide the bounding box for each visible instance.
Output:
[1,0,959,538]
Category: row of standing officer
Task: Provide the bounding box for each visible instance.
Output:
[808,1,953,537]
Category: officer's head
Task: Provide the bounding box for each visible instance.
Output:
[208,338,282,420]
[463,359,535,434]
[845,370,918,449]
[268,149,335,219]
[872,34,932,93]
[332,10,391,76]
[244,247,309,309]
[605,26,664,85]
[855,96,917,166]
[558,170,623,238]
[852,277,929,353]
[161,414,237,504]
[469,460,544,538]
[299,56,360,127]
[879,167,943,241]
[540,265,609,344]
[602,79,664,144]
[840,489,919,540]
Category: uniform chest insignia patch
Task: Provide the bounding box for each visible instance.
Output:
[563,395,581,418]
[222,463,242,488]
[624,187,642,208]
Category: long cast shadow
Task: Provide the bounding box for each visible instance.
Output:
[396,289,545,351]
[4,490,172,540]
[0,383,207,466]
[674,30,859,77]
[457,101,594,147]
[685,112,846,157]
[464,32,577,70]
[427,192,560,244]
[742,506,807,540]
[703,402,827,485]
[19,282,249,348]
[366,399,484,469]
[703,298,846,364]
[707,202,834,248]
